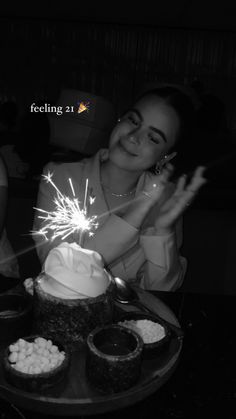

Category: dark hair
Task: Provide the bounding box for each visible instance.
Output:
[135,86,196,150]
[0,101,18,128]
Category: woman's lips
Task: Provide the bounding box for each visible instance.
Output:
[118,141,137,156]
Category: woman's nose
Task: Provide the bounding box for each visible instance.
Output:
[129,135,137,143]
[128,133,142,144]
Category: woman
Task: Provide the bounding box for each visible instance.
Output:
[0,154,20,280]
[33,86,206,291]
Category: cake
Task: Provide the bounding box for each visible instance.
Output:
[33,242,113,350]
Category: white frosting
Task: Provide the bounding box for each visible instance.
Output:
[39,242,110,299]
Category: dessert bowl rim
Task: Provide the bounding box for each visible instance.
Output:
[87,324,144,360]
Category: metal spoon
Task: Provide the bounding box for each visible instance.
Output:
[112,277,184,340]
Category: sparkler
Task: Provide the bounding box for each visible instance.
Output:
[31,172,98,247]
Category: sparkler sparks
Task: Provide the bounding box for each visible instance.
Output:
[32,172,99,245]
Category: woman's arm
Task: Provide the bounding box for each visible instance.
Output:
[93,167,203,280]
[84,167,175,264]
[138,221,187,291]
[136,167,206,291]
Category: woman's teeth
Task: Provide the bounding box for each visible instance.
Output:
[119,141,137,156]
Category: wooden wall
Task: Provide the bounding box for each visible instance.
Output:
[1,17,236,130]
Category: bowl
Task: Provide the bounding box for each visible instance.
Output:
[2,335,70,392]
[0,293,33,347]
[86,324,143,393]
[33,276,114,349]
[116,312,172,359]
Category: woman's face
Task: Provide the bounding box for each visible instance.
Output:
[108,95,180,172]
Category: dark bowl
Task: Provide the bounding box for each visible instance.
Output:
[2,335,70,392]
[33,275,114,349]
[86,324,143,393]
[0,293,33,347]
[116,311,172,359]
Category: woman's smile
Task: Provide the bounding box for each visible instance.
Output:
[118,139,138,157]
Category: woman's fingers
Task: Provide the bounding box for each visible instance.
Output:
[154,166,208,229]
[183,167,206,205]
[162,166,207,216]
[173,166,206,201]
[175,167,207,209]
[186,166,207,193]
[142,165,206,214]
[173,174,187,197]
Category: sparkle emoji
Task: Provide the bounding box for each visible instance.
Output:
[77,101,90,114]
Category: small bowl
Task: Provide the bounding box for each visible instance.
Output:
[0,293,33,347]
[86,325,143,393]
[116,312,172,359]
[2,335,70,392]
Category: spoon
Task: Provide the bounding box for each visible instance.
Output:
[112,277,184,340]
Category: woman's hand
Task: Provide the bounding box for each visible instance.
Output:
[153,166,207,234]
[138,164,175,205]
[119,164,206,232]
[121,165,174,230]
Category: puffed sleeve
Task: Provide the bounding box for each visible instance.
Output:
[138,219,187,291]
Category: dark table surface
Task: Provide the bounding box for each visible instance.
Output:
[0,279,235,419]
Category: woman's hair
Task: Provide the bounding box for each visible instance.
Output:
[135,85,196,150]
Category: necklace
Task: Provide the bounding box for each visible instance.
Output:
[101,183,136,198]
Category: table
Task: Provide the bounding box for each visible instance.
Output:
[0,287,236,419]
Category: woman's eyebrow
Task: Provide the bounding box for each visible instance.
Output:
[130,108,167,143]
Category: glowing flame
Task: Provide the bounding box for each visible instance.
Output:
[31,173,98,245]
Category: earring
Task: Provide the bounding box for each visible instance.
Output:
[154,162,161,175]
[154,155,168,175]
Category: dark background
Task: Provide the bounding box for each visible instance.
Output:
[0,1,236,294]
[1,0,236,119]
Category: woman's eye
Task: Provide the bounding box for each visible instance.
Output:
[127,115,139,126]
[148,134,160,144]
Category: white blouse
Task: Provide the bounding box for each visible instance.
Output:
[33,150,187,291]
